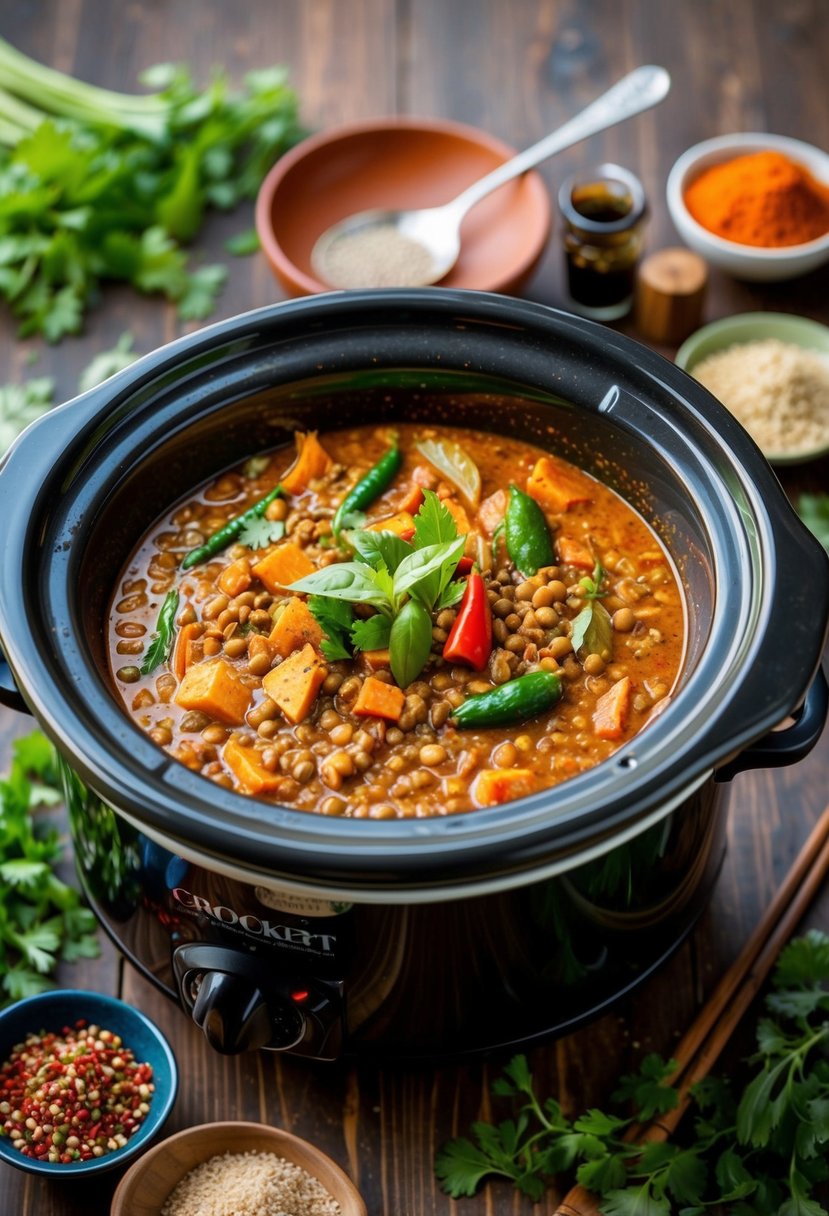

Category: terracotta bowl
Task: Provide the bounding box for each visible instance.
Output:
[255,116,551,296]
[110,1120,366,1216]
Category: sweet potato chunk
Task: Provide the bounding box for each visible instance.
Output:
[175,660,252,725]
[473,768,538,806]
[527,456,592,514]
[365,511,415,538]
[217,557,252,598]
[269,596,323,658]
[262,644,327,725]
[556,536,595,570]
[252,542,315,594]
[396,483,426,515]
[223,736,283,795]
[593,676,633,740]
[353,676,404,722]
[280,431,332,495]
[359,648,392,673]
[442,497,470,534]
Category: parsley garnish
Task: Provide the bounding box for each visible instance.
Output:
[797,492,829,552]
[435,930,829,1213]
[238,516,286,550]
[0,733,99,1006]
[0,38,303,339]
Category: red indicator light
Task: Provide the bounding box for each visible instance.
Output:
[291,989,309,1003]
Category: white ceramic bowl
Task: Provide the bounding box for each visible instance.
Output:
[666,133,829,281]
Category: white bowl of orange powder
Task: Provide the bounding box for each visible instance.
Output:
[666,132,829,281]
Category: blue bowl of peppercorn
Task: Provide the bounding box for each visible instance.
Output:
[0,989,178,1177]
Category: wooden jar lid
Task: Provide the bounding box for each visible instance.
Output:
[634,247,708,345]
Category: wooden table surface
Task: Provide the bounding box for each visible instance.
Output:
[1,2,828,1213]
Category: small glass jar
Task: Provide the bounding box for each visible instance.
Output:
[558,163,647,321]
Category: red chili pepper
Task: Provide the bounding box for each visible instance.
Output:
[442,571,493,670]
[455,555,474,575]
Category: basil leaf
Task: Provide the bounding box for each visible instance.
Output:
[570,604,593,655]
[413,488,459,549]
[435,578,466,611]
[351,614,392,652]
[389,598,433,688]
[416,438,482,509]
[347,529,412,573]
[394,537,466,608]
[290,561,392,609]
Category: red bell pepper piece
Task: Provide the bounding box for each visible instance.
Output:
[443,571,493,670]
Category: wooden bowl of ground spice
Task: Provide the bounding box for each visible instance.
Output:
[666,133,829,281]
[110,1120,366,1216]
[675,312,829,464]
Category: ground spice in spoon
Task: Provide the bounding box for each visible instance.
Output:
[316,224,437,288]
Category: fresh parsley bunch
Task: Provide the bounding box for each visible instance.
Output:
[0,36,303,340]
[292,490,467,687]
[0,733,99,1006]
[436,930,829,1214]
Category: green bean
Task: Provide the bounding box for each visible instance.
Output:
[140,589,180,676]
[332,442,402,535]
[451,670,562,729]
[181,484,283,569]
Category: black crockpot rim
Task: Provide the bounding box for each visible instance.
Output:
[0,289,827,894]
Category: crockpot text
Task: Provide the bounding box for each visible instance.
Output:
[172,888,336,952]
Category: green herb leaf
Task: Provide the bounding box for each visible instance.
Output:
[290,561,393,609]
[612,1055,680,1122]
[413,488,459,549]
[77,332,138,393]
[389,598,433,688]
[238,516,286,550]
[0,375,53,455]
[351,614,392,653]
[416,437,481,508]
[797,493,829,551]
[225,228,261,255]
[347,529,412,574]
[394,537,466,609]
[307,595,353,661]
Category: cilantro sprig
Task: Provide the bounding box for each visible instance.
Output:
[0,37,303,340]
[295,490,466,687]
[436,930,829,1213]
[0,733,99,1006]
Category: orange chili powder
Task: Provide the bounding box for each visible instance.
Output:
[684,150,829,247]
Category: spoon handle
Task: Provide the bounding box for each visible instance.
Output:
[447,65,671,218]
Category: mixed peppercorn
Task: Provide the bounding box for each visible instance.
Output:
[0,1021,154,1163]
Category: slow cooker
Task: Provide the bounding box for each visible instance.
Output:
[0,290,827,1060]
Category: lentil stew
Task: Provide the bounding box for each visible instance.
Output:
[108,424,685,818]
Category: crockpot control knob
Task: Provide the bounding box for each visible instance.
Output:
[190,969,272,1055]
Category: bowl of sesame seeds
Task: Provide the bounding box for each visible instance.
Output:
[110,1120,366,1216]
[0,989,178,1177]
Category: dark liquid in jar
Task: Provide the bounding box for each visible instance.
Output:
[565,183,638,310]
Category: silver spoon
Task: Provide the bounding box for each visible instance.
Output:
[311,64,671,289]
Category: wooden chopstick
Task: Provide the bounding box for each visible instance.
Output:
[553,802,829,1216]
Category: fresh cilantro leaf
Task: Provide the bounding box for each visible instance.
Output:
[238,516,286,550]
[774,929,829,988]
[225,228,260,255]
[576,1153,629,1193]
[434,1136,511,1198]
[601,1185,671,1215]
[307,595,353,662]
[0,375,53,454]
[350,614,392,653]
[435,577,466,611]
[612,1054,680,1122]
[77,331,139,393]
[413,488,459,548]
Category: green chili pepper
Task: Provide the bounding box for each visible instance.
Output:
[505,483,555,576]
[140,589,180,676]
[332,441,402,535]
[451,670,562,729]
[181,484,283,569]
